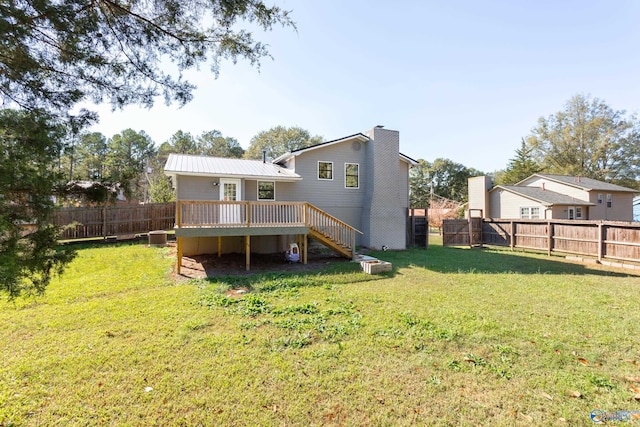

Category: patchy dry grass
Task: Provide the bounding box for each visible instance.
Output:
[2,238,640,426]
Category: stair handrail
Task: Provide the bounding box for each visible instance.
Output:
[305,203,362,260]
[304,203,363,235]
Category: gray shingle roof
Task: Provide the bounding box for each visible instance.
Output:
[493,185,594,206]
[164,154,301,181]
[272,133,418,166]
[526,174,638,193]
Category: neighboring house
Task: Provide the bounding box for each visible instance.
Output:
[634,196,640,222]
[469,174,638,221]
[164,126,417,271]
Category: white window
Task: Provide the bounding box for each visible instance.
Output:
[576,207,583,219]
[257,181,275,201]
[521,207,540,219]
[597,193,604,204]
[345,163,359,189]
[606,194,612,208]
[318,161,333,180]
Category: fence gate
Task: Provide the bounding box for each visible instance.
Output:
[442,218,483,246]
[442,219,469,246]
[469,217,483,246]
[407,208,428,248]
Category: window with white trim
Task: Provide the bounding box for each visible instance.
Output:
[318,161,333,180]
[257,181,275,200]
[597,193,604,204]
[575,207,583,219]
[345,163,359,189]
[530,207,540,219]
[520,207,540,219]
[606,194,612,208]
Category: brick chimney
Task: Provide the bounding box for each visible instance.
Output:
[361,126,405,250]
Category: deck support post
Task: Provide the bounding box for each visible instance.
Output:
[303,234,308,265]
[177,236,183,275]
[245,235,250,271]
[218,236,222,258]
[351,232,356,261]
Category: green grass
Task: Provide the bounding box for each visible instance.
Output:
[2,238,640,426]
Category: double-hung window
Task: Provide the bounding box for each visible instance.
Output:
[318,161,333,180]
[345,163,359,189]
[257,181,275,201]
[520,207,540,219]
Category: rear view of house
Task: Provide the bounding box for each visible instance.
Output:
[164,126,417,272]
[469,174,638,220]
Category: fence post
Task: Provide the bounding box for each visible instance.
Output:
[102,206,107,238]
[547,221,552,256]
[597,223,604,263]
[151,203,156,230]
[509,221,514,250]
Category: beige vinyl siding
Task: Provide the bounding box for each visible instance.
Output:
[468,176,492,218]
[549,206,568,218]
[521,177,589,201]
[490,189,547,219]
[588,191,634,221]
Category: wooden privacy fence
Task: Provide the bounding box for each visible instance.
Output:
[444,218,640,264]
[407,208,429,248]
[442,218,483,247]
[53,203,175,240]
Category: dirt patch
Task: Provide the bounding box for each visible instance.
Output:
[166,243,349,279]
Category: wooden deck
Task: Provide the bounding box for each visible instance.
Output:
[174,201,361,273]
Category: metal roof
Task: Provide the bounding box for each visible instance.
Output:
[521,174,638,193]
[164,154,301,181]
[492,185,594,206]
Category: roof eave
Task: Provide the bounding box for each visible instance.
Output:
[491,185,594,207]
[164,171,302,181]
[273,133,370,164]
[400,153,419,166]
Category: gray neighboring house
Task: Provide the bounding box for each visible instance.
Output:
[164,126,417,271]
[469,174,638,220]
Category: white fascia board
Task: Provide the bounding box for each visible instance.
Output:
[164,171,302,181]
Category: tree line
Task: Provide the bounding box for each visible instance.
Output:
[0,0,295,299]
[410,94,640,210]
[55,125,323,204]
[1,2,638,300]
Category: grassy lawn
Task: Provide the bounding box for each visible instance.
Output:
[2,238,640,426]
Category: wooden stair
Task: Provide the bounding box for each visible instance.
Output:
[305,203,362,260]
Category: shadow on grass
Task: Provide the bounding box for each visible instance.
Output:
[368,244,638,278]
[201,255,384,292]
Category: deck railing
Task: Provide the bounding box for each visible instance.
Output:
[177,200,307,228]
[176,200,361,257]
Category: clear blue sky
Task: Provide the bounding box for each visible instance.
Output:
[86,0,640,173]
